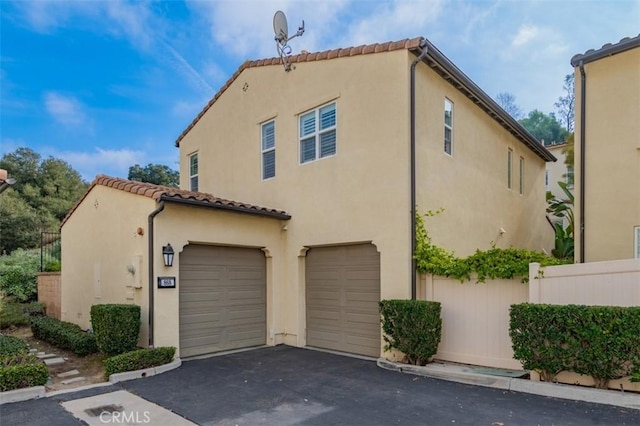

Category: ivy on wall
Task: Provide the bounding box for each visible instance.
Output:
[414,210,568,283]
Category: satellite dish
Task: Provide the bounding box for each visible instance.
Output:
[273,11,288,46]
[272,10,305,72]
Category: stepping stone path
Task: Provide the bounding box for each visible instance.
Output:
[57,369,80,378]
[26,344,88,386]
[44,357,65,366]
[36,353,57,359]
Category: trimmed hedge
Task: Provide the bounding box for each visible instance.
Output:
[0,354,49,391]
[30,316,97,356]
[510,304,640,388]
[104,347,176,378]
[380,300,442,366]
[0,334,29,356]
[91,304,141,356]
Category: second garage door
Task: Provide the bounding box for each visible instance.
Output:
[306,243,381,357]
[179,245,266,358]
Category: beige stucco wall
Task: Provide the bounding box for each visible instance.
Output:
[574,47,640,262]
[545,143,570,200]
[61,185,152,346]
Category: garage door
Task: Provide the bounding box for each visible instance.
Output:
[306,243,381,357]
[179,245,266,358]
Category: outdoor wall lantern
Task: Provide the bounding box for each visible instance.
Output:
[162,244,174,267]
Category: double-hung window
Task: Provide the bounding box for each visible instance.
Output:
[519,156,525,195]
[444,99,453,155]
[261,120,276,179]
[635,226,640,258]
[299,102,336,164]
[189,152,198,191]
[507,149,513,189]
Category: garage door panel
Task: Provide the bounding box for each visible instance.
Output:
[306,244,380,357]
[179,245,266,357]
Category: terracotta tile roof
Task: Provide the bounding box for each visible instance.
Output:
[571,34,640,66]
[175,37,423,147]
[60,175,291,227]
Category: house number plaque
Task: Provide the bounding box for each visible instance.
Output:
[157,276,176,288]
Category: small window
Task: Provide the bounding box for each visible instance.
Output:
[545,170,549,191]
[299,102,337,164]
[189,152,198,191]
[635,226,640,258]
[444,99,453,155]
[566,165,574,188]
[261,120,275,180]
[519,157,524,195]
[507,149,513,189]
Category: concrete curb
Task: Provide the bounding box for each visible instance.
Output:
[109,358,182,384]
[377,359,640,410]
[0,386,45,405]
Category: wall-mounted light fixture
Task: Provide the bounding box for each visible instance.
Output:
[162,244,174,267]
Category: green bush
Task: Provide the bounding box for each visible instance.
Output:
[380,300,442,366]
[0,249,39,302]
[23,301,45,317]
[104,347,176,378]
[0,355,49,391]
[0,334,29,356]
[43,260,61,272]
[510,304,640,389]
[90,304,141,356]
[31,316,97,356]
[0,301,30,329]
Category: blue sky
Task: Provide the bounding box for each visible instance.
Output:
[1,0,638,181]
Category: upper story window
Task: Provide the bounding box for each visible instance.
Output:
[545,170,549,191]
[507,149,513,189]
[519,156,525,195]
[444,99,453,155]
[566,165,574,188]
[299,102,336,164]
[261,120,275,180]
[189,152,198,191]
[635,226,640,259]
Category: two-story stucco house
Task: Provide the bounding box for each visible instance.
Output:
[570,35,640,262]
[61,37,555,360]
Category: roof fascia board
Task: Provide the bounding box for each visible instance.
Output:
[160,195,292,220]
[571,35,640,66]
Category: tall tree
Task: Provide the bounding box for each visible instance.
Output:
[128,163,179,187]
[0,147,88,254]
[555,74,575,133]
[495,92,523,120]
[519,110,568,145]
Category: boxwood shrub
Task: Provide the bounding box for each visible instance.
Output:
[30,316,97,356]
[510,303,640,388]
[90,304,141,356]
[379,299,442,366]
[104,347,176,378]
[0,334,29,356]
[0,354,49,391]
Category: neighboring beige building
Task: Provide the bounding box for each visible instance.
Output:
[545,142,572,200]
[571,35,640,262]
[61,37,555,360]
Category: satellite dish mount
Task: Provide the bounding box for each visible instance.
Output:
[273,10,304,72]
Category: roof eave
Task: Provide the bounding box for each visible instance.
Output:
[571,35,640,67]
[160,194,291,220]
[410,41,556,163]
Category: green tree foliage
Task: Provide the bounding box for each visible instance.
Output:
[128,163,179,187]
[563,132,574,169]
[554,74,575,133]
[518,110,568,145]
[546,181,574,261]
[0,148,87,254]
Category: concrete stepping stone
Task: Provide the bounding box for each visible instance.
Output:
[29,348,38,353]
[57,369,80,378]
[36,353,57,359]
[61,377,86,385]
[44,357,65,366]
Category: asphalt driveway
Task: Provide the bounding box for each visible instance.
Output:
[3,345,639,425]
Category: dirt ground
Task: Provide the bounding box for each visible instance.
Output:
[6,326,108,392]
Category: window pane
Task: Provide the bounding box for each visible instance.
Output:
[263,150,275,179]
[300,112,316,137]
[190,154,198,176]
[507,150,512,189]
[444,100,453,126]
[190,176,198,192]
[320,130,336,157]
[262,121,275,150]
[300,137,316,163]
[444,128,452,155]
[319,103,336,130]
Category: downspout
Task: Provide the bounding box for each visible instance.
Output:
[410,39,429,300]
[147,201,166,347]
[578,61,586,263]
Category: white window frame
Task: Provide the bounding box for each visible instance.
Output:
[545,170,549,191]
[507,149,513,189]
[299,102,337,164]
[261,120,276,180]
[189,152,198,191]
[444,98,453,156]
[519,156,525,195]
[635,226,640,258]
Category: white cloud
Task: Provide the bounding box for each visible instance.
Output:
[61,148,145,181]
[511,24,541,47]
[44,92,89,127]
[161,41,214,95]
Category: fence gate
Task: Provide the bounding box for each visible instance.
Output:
[40,232,61,272]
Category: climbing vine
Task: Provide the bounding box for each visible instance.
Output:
[414,210,568,283]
